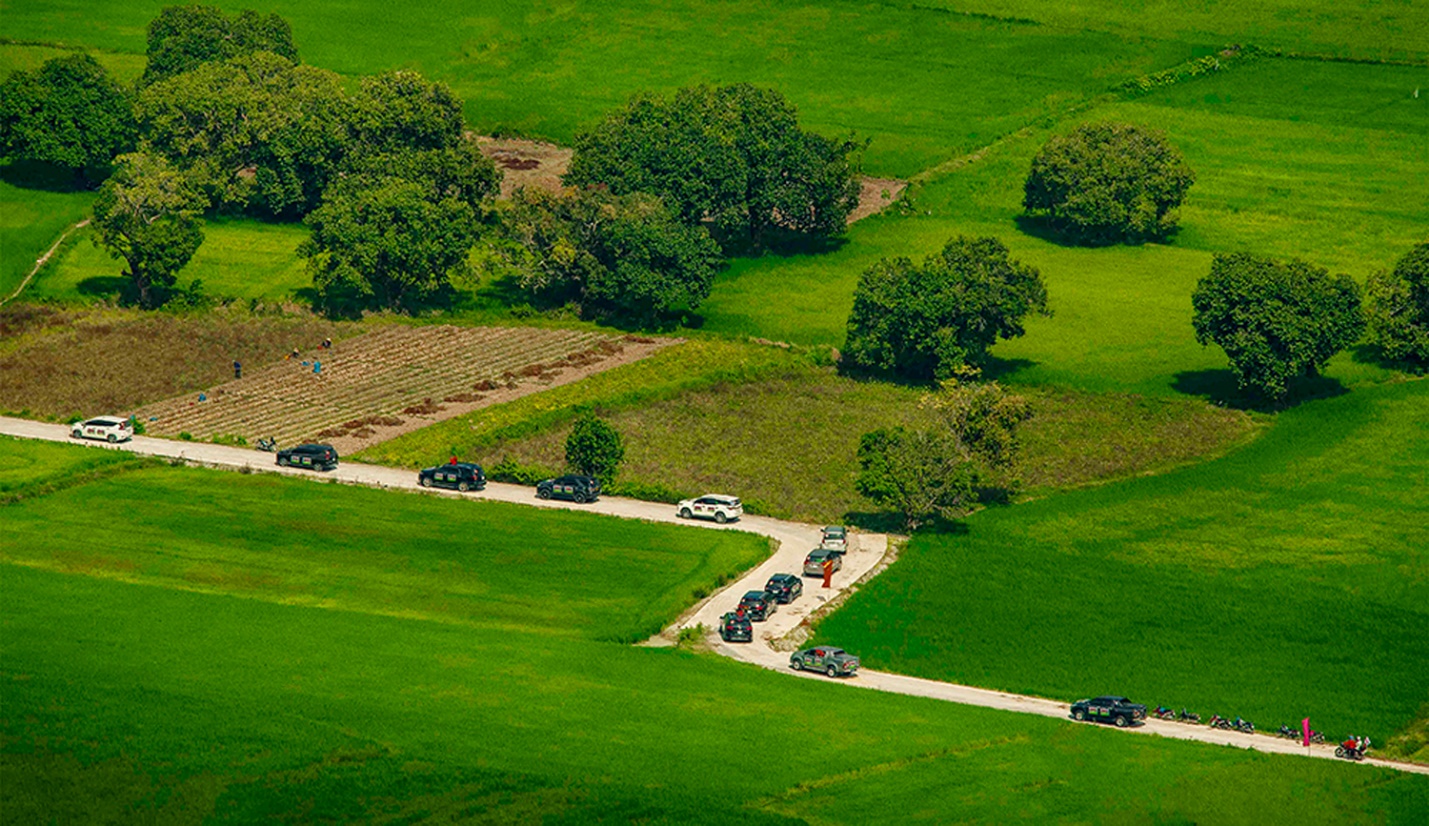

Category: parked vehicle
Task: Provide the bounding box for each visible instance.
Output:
[737,590,777,621]
[718,612,753,643]
[70,416,133,443]
[790,647,860,678]
[419,462,486,492]
[1069,696,1147,728]
[276,443,338,471]
[676,494,743,524]
[1153,705,1176,720]
[1233,717,1255,734]
[1276,725,1299,739]
[764,573,804,604]
[819,525,848,554]
[1208,714,1233,730]
[536,474,600,503]
[1335,737,1370,761]
[255,437,278,452]
[1177,708,1201,724]
[803,548,843,577]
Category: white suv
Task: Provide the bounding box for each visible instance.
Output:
[676,494,743,524]
[71,416,134,443]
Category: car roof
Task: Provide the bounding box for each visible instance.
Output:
[822,526,846,534]
[1092,696,1129,703]
[767,573,795,583]
[807,548,830,557]
[88,416,126,425]
[741,590,768,600]
[296,443,332,450]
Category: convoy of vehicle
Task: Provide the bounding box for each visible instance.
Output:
[676,494,743,523]
[418,462,486,492]
[70,416,133,443]
[536,474,601,503]
[276,443,339,471]
[1069,696,1147,727]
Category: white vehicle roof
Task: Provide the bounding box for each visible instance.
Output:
[701,494,740,503]
[87,417,128,426]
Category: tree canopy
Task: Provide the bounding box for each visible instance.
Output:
[349,71,465,154]
[1192,252,1364,401]
[500,187,722,326]
[1364,243,1429,370]
[299,177,477,316]
[565,83,861,250]
[0,53,134,182]
[565,414,625,482]
[1023,122,1194,245]
[843,236,1049,381]
[90,152,206,309]
[142,4,297,86]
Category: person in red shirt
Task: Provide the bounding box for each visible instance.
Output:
[822,558,834,589]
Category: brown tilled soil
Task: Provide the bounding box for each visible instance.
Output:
[0,307,348,419]
[132,324,675,454]
[474,135,904,222]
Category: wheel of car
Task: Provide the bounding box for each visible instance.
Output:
[71,429,82,438]
[792,658,804,671]
[573,492,587,504]
[1072,709,1086,721]
[107,433,117,443]
[458,482,470,492]
[826,665,837,678]
[680,508,692,519]
[715,511,728,524]
[420,477,430,487]
[538,488,551,499]
[1114,715,1129,728]
[278,456,290,467]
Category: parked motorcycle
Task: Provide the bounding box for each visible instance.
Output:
[1277,725,1297,739]
[1335,744,1366,761]
[1309,730,1326,744]
[1153,705,1176,720]
[1233,717,1255,734]
[1208,714,1232,730]
[256,437,278,452]
[1177,708,1201,724]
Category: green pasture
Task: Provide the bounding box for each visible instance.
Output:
[0,435,141,499]
[3,442,1426,822]
[0,42,145,84]
[30,218,310,303]
[814,379,1429,740]
[473,364,1257,524]
[0,173,93,300]
[0,462,769,643]
[918,0,1429,60]
[1,0,1197,177]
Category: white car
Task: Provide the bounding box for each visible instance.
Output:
[70,416,134,443]
[820,525,849,553]
[676,494,743,524]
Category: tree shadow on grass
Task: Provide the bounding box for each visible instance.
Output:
[0,160,88,193]
[75,276,125,298]
[1348,342,1426,376]
[1012,214,1183,250]
[1171,367,1350,412]
[843,511,971,536]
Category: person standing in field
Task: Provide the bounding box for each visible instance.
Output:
[313,359,322,375]
[233,360,242,379]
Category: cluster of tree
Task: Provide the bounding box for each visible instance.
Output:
[843,235,1049,382]
[856,377,1032,531]
[1191,251,1364,402]
[0,52,135,185]
[1364,243,1429,371]
[1023,122,1195,246]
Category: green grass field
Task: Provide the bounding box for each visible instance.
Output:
[813,379,1429,742]
[0,434,144,499]
[3,442,1427,823]
[0,172,93,301]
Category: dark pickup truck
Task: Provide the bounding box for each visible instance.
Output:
[1070,696,1147,727]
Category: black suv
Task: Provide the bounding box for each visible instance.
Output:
[277,443,338,471]
[1070,696,1147,728]
[418,462,486,492]
[536,474,601,503]
[738,590,777,622]
[764,573,804,604]
[718,612,753,642]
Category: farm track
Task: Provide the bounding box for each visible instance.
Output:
[2,416,1425,777]
[133,325,618,447]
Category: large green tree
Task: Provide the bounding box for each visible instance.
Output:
[299,178,476,315]
[843,236,1049,381]
[90,153,206,309]
[349,71,465,154]
[1364,243,1429,370]
[138,51,350,216]
[565,83,861,250]
[0,53,134,184]
[565,414,625,482]
[142,5,297,86]
[341,141,499,213]
[1023,122,1194,245]
[501,187,722,325]
[1192,252,1364,401]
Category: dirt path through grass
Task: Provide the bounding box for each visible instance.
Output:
[2,415,1423,777]
[1,218,88,307]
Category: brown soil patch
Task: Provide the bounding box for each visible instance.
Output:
[848,177,907,224]
[132,325,675,454]
[475,136,574,199]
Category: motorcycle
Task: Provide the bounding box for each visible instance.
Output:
[1208,714,1233,730]
[1309,730,1326,744]
[1153,706,1176,720]
[1233,717,1255,734]
[1177,708,1201,724]
[1277,725,1298,739]
[256,437,278,452]
[1335,744,1366,761]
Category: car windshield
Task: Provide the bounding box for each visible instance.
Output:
[742,592,764,602]
[824,527,845,537]
[828,649,845,657]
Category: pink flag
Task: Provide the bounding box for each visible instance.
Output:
[1302,717,1311,747]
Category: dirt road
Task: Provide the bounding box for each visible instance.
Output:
[3,416,1423,777]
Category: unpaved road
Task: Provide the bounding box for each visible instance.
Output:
[3,416,1423,777]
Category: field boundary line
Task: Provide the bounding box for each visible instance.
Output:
[0,415,1424,777]
[3,217,89,307]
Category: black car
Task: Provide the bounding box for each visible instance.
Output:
[536,474,601,503]
[718,612,753,642]
[418,462,486,492]
[276,443,338,471]
[1070,696,1147,728]
[738,590,777,622]
[764,573,804,604]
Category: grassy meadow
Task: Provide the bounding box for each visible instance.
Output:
[3,442,1427,823]
[814,380,1429,741]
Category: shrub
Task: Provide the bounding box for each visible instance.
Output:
[1192,252,1364,401]
[1364,243,1429,371]
[565,414,625,482]
[1023,122,1194,245]
[843,236,1049,381]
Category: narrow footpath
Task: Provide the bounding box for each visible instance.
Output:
[2,416,1423,777]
